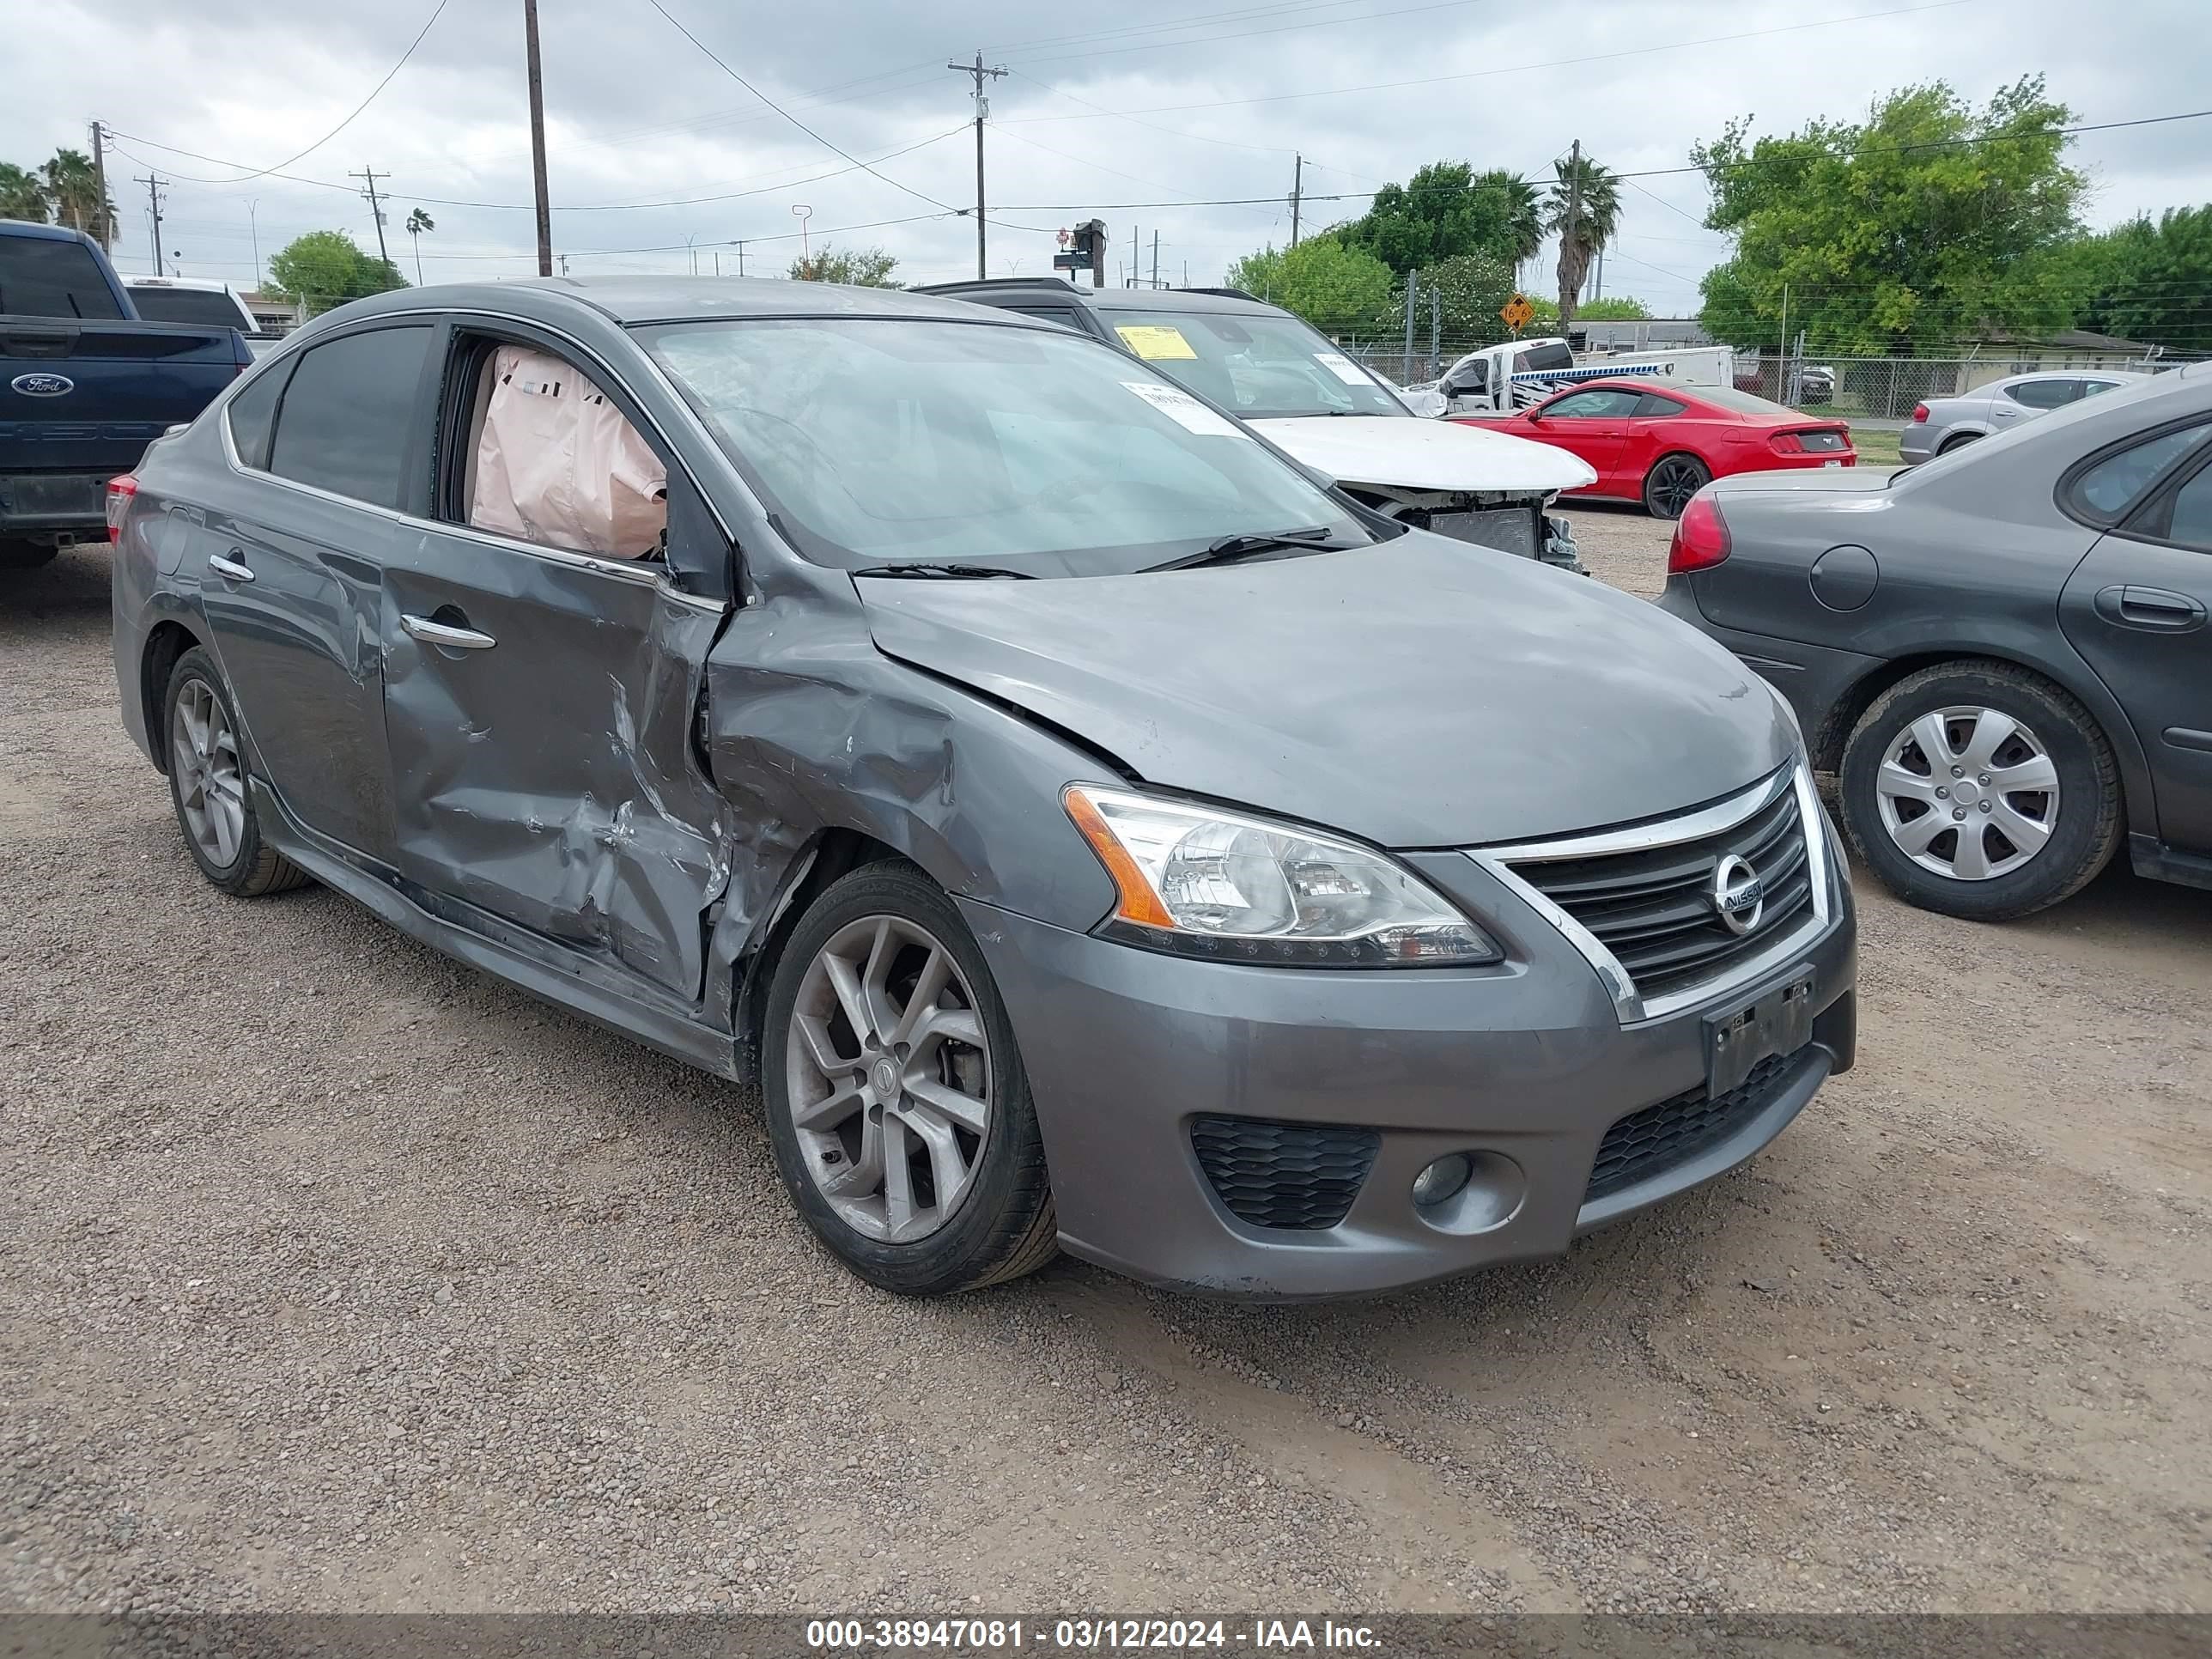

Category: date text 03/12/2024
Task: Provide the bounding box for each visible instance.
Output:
[805,1619,1381,1650]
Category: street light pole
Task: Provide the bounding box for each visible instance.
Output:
[523,0,553,277]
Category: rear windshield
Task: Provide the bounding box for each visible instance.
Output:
[0,234,125,319]
[1683,383,1801,416]
[1098,307,1407,421]
[639,315,1368,576]
[128,285,250,330]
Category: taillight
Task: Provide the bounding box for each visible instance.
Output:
[1667,494,1729,574]
[1910,403,1929,423]
[106,474,137,543]
[1768,432,1804,455]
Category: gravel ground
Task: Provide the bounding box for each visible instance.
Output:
[3,521,2209,1616]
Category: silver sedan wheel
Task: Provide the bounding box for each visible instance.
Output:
[1875,705,2060,881]
[784,915,993,1244]
[171,677,246,869]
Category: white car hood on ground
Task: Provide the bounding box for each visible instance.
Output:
[1246,414,1596,495]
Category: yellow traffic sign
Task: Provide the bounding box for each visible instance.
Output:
[1500,293,1534,331]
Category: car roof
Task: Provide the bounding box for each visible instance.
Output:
[127,275,236,292]
[917,278,1288,317]
[0,217,100,246]
[330,276,1056,329]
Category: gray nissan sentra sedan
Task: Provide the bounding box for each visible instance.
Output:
[110,278,1856,1297]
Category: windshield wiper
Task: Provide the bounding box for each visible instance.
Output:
[1146,526,1360,573]
[855,562,1036,580]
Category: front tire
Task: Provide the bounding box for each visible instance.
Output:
[1643,453,1711,520]
[162,647,310,897]
[1838,661,2120,921]
[762,861,1057,1295]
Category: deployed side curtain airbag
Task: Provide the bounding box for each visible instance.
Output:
[471,344,668,558]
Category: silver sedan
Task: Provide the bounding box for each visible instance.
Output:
[1900,368,2143,463]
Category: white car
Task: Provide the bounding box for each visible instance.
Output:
[917,278,1598,570]
[124,276,283,356]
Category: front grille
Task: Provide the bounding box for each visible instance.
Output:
[1585,1050,1799,1202]
[1508,777,1815,1005]
[1190,1115,1378,1231]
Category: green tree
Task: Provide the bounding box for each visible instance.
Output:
[1340,161,1544,275]
[267,229,406,318]
[1693,77,2088,355]
[1578,295,1652,320]
[2071,206,2212,353]
[1547,152,1621,338]
[1227,234,1397,336]
[0,163,50,222]
[404,207,434,284]
[1414,251,1517,349]
[38,149,116,242]
[788,243,900,286]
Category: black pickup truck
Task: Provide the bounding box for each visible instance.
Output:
[2,219,253,570]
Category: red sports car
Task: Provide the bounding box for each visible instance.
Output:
[1454,380,1855,519]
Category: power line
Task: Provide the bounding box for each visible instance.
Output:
[639,0,964,216]
[178,0,449,184]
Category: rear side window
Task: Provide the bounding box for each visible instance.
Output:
[2159,466,2212,551]
[268,325,434,510]
[2066,422,2212,524]
[0,234,126,319]
[225,363,290,470]
[128,285,252,330]
[2006,380,2075,410]
[1636,392,1687,417]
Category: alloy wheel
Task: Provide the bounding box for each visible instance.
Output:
[784,915,993,1243]
[1875,705,2059,881]
[1646,457,1706,519]
[171,678,247,869]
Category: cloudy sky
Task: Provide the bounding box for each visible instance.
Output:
[8,0,2209,313]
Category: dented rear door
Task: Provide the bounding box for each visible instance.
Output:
[379,526,734,1004]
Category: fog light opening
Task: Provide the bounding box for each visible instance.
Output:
[1412,1154,1473,1209]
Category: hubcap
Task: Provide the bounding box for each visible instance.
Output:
[785,915,992,1243]
[1875,705,2059,882]
[170,678,246,869]
[1650,459,1703,517]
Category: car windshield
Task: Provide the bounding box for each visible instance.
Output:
[639,316,1370,574]
[1100,307,1408,421]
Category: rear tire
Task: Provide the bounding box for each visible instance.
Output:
[763,861,1057,1296]
[1938,431,1981,455]
[161,647,312,897]
[1642,453,1711,520]
[1838,661,2120,921]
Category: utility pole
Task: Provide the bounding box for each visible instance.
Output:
[524,0,553,277]
[1591,242,1603,303]
[1289,152,1303,248]
[948,51,1007,282]
[135,173,166,275]
[89,120,110,252]
[1131,224,1138,288]
[1150,230,1159,290]
[1778,283,1790,403]
[249,200,262,291]
[1402,270,1417,386]
[1430,284,1440,374]
[735,240,746,276]
[1559,138,1583,336]
[351,167,392,266]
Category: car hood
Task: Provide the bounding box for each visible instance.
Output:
[1245,414,1596,495]
[860,532,1793,848]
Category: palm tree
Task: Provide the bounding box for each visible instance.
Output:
[404,208,434,284]
[40,149,115,243]
[1475,168,1544,267]
[0,163,49,223]
[1545,152,1620,337]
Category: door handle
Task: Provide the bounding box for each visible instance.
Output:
[206,550,254,583]
[400,612,497,651]
[2094,584,2206,631]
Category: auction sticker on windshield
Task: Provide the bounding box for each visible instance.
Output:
[1313,351,1372,386]
[1121,380,1247,438]
[1115,324,1199,361]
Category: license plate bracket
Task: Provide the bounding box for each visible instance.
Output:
[1705,969,1814,1097]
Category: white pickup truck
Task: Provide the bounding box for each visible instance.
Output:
[1423,337,1737,416]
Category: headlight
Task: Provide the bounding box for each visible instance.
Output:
[1062,785,1501,968]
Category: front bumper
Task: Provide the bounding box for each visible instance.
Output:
[963,848,1856,1297]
